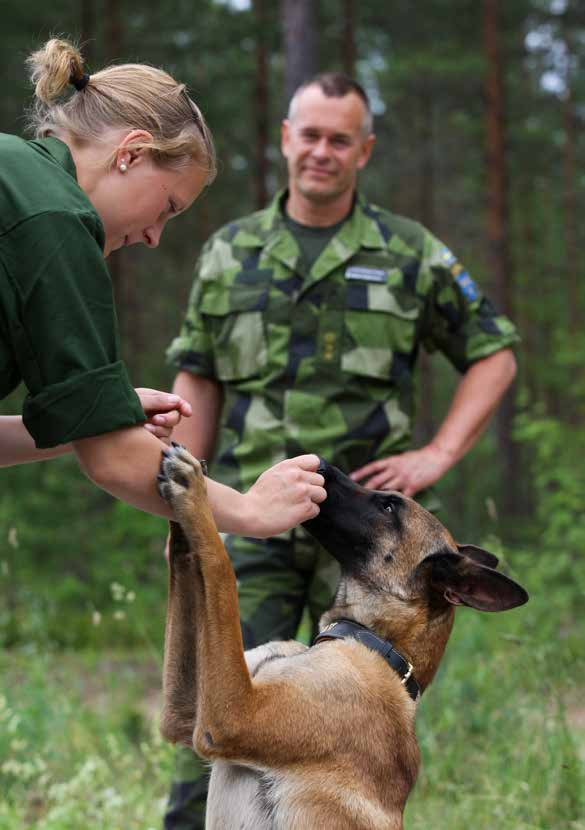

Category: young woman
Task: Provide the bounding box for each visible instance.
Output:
[0,38,325,534]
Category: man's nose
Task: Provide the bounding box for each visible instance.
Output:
[311,137,331,158]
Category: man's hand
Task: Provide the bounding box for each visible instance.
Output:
[242,454,327,537]
[350,445,454,498]
[135,388,193,443]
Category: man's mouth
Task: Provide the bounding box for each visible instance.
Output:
[304,167,334,178]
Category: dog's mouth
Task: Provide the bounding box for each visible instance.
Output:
[304,460,381,571]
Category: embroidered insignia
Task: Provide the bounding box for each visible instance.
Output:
[455,271,479,302]
[345,266,387,283]
[441,247,457,267]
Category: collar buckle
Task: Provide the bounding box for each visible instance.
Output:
[401,661,414,685]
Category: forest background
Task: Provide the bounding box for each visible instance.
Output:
[1,1,584,828]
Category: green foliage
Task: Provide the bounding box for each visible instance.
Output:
[407,538,585,829]
[0,452,168,651]
[0,650,174,829]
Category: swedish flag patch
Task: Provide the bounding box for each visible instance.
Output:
[455,271,479,302]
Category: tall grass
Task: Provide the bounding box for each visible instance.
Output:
[1,542,583,829]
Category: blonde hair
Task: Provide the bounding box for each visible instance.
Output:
[26,38,216,182]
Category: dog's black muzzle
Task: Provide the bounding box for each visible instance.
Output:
[304,459,392,572]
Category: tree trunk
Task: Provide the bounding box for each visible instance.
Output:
[561,17,580,337]
[253,0,269,208]
[341,0,356,77]
[80,0,96,67]
[282,0,319,105]
[483,0,518,518]
[416,84,436,446]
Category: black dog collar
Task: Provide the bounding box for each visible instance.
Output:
[313,619,421,703]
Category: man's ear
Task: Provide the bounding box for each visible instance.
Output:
[456,544,499,570]
[415,551,528,612]
[281,119,291,159]
[356,133,376,170]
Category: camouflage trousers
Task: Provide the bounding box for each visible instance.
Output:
[162,526,339,830]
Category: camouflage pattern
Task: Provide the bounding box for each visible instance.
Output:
[163,190,519,828]
[167,190,519,504]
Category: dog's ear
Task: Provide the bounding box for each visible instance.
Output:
[456,544,499,569]
[415,551,528,612]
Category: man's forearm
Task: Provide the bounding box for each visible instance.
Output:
[170,370,223,459]
[429,348,517,467]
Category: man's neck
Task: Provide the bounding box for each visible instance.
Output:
[285,188,355,228]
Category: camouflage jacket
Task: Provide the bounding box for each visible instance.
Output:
[168,190,519,494]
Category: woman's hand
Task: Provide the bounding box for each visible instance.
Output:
[240,454,327,537]
[135,388,193,444]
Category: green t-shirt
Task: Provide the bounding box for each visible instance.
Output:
[284,212,346,273]
[0,134,145,447]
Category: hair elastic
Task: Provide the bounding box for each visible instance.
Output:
[71,73,90,92]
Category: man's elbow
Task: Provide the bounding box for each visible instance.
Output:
[499,348,518,389]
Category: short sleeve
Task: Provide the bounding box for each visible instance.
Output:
[3,211,145,447]
[419,232,520,372]
[166,249,216,378]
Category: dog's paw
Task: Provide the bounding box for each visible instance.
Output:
[157,443,207,510]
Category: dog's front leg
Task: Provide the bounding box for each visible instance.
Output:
[158,446,253,754]
[159,518,203,746]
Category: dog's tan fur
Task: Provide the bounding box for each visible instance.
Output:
[158,447,527,830]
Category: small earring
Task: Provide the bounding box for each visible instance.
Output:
[119,162,128,173]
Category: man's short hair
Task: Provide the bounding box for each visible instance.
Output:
[287,72,374,136]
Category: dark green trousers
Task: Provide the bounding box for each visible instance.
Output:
[162,527,338,830]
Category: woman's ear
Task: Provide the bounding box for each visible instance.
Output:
[115,129,154,170]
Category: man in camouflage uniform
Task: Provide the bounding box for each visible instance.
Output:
[162,73,519,828]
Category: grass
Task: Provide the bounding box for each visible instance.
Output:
[1,544,583,829]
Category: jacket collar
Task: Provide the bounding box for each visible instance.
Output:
[233,189,389,286]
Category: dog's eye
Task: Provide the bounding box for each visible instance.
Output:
[385,504,394,514]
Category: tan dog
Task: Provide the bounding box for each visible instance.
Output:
[158,446,527,830]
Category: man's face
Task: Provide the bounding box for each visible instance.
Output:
[281,85,375,206]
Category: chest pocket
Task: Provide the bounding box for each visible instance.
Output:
[200,283,268,381]
[342,281,420,381]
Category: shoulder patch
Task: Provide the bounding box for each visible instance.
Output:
[454,270,479,302]
[441,247,457,267]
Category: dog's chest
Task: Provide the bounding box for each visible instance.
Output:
[207,761,277,829]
